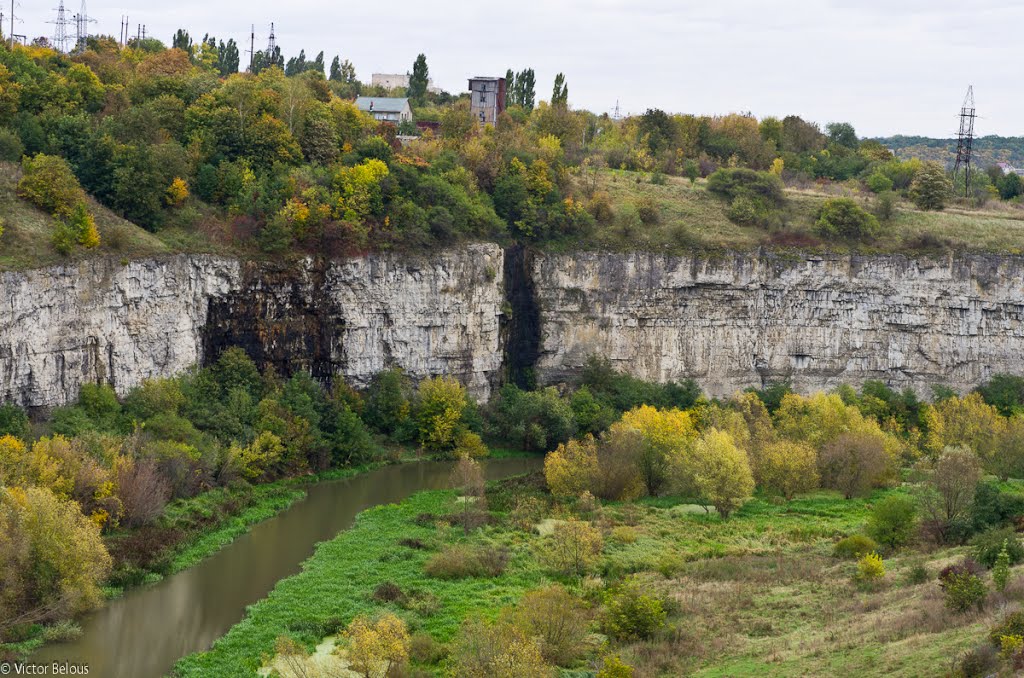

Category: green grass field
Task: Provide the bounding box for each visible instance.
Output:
[572,169,1024,256]
[172,474,1012,677]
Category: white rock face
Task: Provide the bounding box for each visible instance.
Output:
[0,244,505,408]
[5,246,1024,409]
[0,255,242,409]
[326,243,505,396]
[532,251,1024,397]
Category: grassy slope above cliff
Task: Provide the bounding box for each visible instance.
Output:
[577,169,1024,255]
[4,160,1024,271]
[0,161,245,270]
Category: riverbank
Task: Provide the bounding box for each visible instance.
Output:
[173,472,1019,677]
[1,458,405,661]
[25,456,542,677]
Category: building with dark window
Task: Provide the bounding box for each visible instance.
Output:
[468,77,506,126]
[354,97,412,125]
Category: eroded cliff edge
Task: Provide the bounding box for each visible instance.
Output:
[2,246,1024,409]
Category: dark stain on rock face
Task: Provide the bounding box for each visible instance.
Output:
[202,260,343,383]
[502,245,541,390]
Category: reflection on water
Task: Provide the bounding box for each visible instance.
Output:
[30,457,540,678]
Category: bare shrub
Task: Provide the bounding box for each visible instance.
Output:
[424,545,508,579]
[116,458,171,528]
[819,433,890,498]
[511,585,591,666]
[450,617,553,677]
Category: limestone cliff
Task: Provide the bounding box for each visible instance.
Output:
[532,251,1024,396]
[0,244,504,408]
[3,246,1024,409]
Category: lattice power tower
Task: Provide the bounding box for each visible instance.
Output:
[953,86,976,199]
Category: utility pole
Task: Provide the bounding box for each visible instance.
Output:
[9,0,14,50]
[248,24,254,72]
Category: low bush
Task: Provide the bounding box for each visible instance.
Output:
[611,526,638,544]
[814,197,881,242]
[856,552,885,584]
[939,558,985,588]
[972,527,1024,569]
[866,172,894,193]
[409,632,447,665]
[866,495,918,548]
[602,581,666,641]
[423,544,508,579]
[450,617,553,676]
[957,643,999,678]
[41,620,82,643]
[905,563,931,586]
[634,195,659,225]
[991,611,1024,646]
[512,585,591,666]
[371,581,405,603]
[833,534,878,559]
[536,518,604,576]
[944,572,987,613]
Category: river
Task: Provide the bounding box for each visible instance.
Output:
[30,457,541,677]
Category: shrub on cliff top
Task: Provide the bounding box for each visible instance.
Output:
[814,197,881,242]
[17,153,86,218]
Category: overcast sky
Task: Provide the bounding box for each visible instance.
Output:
[12,0,1021,137]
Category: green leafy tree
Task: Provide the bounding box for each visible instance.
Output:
[866,494,918,548]
[171,29,192,55]
[994,541,1011,592]
[408,54,429,103]
[415,376,470,455]
[826,121,859,149]
[551,73,568,107]
[514,68,536,111]
[910,161,952,210]
[998,172,1023,200]
[17,153,86,217]
[217,39,240,76]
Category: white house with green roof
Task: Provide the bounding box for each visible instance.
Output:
[355,97,412,125]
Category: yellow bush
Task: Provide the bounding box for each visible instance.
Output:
[923,393,1004,460]
[676,428,755,518]
[538,517,603,576]
[415,376,469,455]
[165,177,189,206]
[544,435,599,498]
[1000,634,1024,660]
[756,440,819,500]
[227,430,284,481]
[857,551,885,581]
[613,405,697,495]
[0,485,111,621]
[343,613,410,678]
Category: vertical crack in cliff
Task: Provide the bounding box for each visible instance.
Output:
[502,245,541,389]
